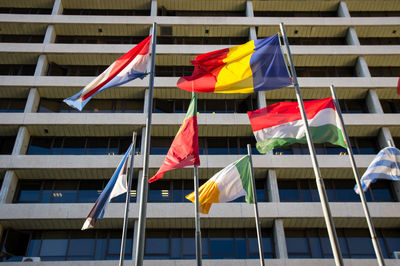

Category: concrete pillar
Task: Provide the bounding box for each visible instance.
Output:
[337,1,351,17]
[0,171,18,203]
[52,0,63,15]
[12,126,30,155]
[143,89,150,114]
[150,0,157,16]
[273,219,288,258]
[34,54,49,77]
[24,88,41,113]
[44,25,57,44]
[366,89,384,114]
[246,1,254,17]
[346,28,360,45]
[355,57,371,77]
[267,170,280,202]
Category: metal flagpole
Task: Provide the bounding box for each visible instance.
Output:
[329,85,385,266]
[119,132,137,266]
[134,23,157,266]
[247,144,265,266]
[194,164,202,266]
[279,23,344,266]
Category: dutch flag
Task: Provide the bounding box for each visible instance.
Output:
[64,36,152,111]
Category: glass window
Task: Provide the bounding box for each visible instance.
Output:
[40,232,68,257]
[208,230,235,259]
[77,180,103,203]
[0,99,25,112]
[0,136,15,154]
[51,181,77,203]
[144,230,170,259]
[86,138,108,155]
[151,137,172,154]
[67,232,95,259]
[27,138,52,155]
[61,137,86,155]
[148,181,171,202]
[286,230,312,258]
[15,181,42,203]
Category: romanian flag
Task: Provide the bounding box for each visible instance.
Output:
[186,155,254,214]
[64,36,152,111]
[248,97,347,154]
[177,34,292,94]
[149,93,200,183]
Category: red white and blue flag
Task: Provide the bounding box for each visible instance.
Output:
[64,36,152,111]
[82,144,132,230]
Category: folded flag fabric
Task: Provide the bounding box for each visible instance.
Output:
[177,34,292,94]
[354,147,400,194]
[149,93,200,183]
[247,97,346,154]
[64,36,152,111]
[82,144,132,230]
[186,155,254,214]
[397,77,400,95]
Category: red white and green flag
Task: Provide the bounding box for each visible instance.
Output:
[247,97,346,154]
[149,93,200,183]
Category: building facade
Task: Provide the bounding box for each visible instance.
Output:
[0,0,400,264]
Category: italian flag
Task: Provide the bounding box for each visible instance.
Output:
[149,93,200,183]
[186,155,254,214]
[247,97,346,154]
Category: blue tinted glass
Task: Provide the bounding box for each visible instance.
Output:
[256,188,266,202]
[301,188,312,202]
[326,147,346,155]
[149,189,171,202]
[209,238,235,258]
[384,236,400,258]
[107,238,121,255]
[95,238,107,260]
[171,238,181,259]
[40,239,68,256]
[27,239,41,256]
[286,237,310,255]
[27,138,51,154]
[77,190,100,203]
[68,239,95,257]
[262,237,273,255]
[346,236,375,258]
[236,238,246,258]
[201,238,208,258]
[309,237,322,258]
[182,238,195,258]
[86,138,108,155]
[145,238,169,255]
[40,190,52,203]
[17,182,41,202]
[61,138,85,155]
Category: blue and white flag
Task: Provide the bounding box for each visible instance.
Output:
[354,147,400,194]
[82,144,133,230]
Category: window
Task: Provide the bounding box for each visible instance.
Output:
[155,66,194,77]
[63,9,150,16]
[0,136,15,154]
[278,179,396,202]
[157,8,245,17]
[285,228,400,259]
[0,35,44,43]
[47,63,108,76]
[370,67,400,77]
[272,137,378,155]
[0,229,132,261]
[0,65,35,75]
[287,37,346,45]
[381,99,400,113]
[39,99,143,113]
[14,179,137,203]
[350,11,400,17]
[0,7,51,14]
[0,98,26,112]
[144,228,274,259]
[254,11,338,17]
[27,137,138,155]
[151,137,259,155]
[55,35,148,44]
[296,67,356,77]
[266,99,368,113]
[359,38,400,45]
[157,36,249,45]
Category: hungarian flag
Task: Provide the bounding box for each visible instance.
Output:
[64,36,152,111]
[149,93,200,183]
[247,97,346,154]
[186,155,253,214]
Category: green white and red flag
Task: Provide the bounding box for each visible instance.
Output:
[149,93,200,183]
[247,97,347,154]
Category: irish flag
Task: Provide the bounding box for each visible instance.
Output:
[247,97,346,154]
[149,93,200,183]
[186,155,254,214]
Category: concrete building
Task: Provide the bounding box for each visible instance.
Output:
[0,0,400,265]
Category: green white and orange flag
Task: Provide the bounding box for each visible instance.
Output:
[149,93,200,183]
[186,155,254,214]
[247,97,346,154]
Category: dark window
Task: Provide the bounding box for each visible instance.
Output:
[0,65,35,75]
[359,38,400,45]
[39,99,143,113]
[14,179,137,204]
[27,137,139,155]
[278,179,396,202]
[286,228,400,259]
[155,66,194,77]
[157,36,249,45]
[47,63,108,76]
[0,98,26,113]
[296,67,356,77]
[144,228,274,259]
[0,35,44,43]
[62,9,150,16]
[254,11,337,17]
[55,35,148,44]
[0,136,15,154]
[157,8,245,17]
[339,99,368,113]
[287,37,346,45]
[350,11,400,17]
[370,67,400,77]
[381,99,400,113]
[1,229,132,261]
[0,8,51,14]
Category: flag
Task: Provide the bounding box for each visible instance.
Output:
[247,97,346,154]
[186,155,253,214]
[82,144,132,230]
[177,34,292,94]
[64,36,152,111]
[397,77,400,95]
[354,147,400,193]
[148,93,200,183]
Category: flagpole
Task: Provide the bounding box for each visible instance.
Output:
[135,23,157,266]
[194,164,202,266]
[329,85,385,266]
[279,23,344,266]
[119,132,137,266]
[247,144,265,266]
